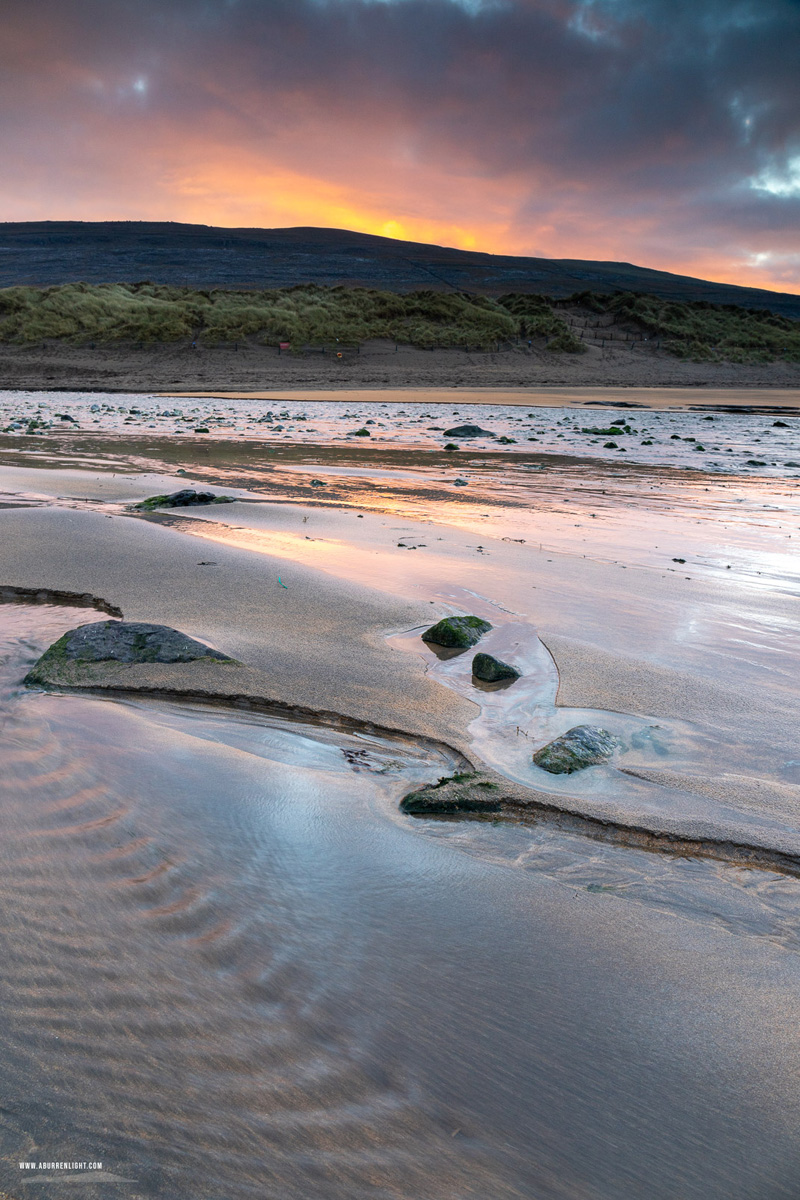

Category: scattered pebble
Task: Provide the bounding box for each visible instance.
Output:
[0,390,796,479]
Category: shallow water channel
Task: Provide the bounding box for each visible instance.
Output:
[3,602,800,1199]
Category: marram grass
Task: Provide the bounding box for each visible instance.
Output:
[566,290,800,363]
[0,282,579,352]
[0,281,796,362]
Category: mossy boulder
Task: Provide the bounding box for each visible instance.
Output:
[421,615,492,648]
[533,725,620,774]
[134,489,235,511]
[401,772,501,815]
[472,652,520,683]
[25,621,235,686]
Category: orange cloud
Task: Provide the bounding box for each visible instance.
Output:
[0,0,798,295]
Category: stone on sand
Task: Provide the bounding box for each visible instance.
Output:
[25,620,235,686]
[472,652,520,682]
[443,424,494,438]
[135,489,235,510]
[401,773,502,815]
[422,615,492,648]
[533,725,620,774]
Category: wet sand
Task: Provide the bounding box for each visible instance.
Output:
[2,603,800,1199]
[166,384,800,411]
[0,504,475,746]
[1,446,798,849]
[2,409,800,1197]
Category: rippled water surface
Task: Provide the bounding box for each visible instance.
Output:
[3,604,800,1198]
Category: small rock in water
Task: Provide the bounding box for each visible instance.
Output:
[443,424,495,438]
[533,725,620,774]
[472,652,520,682]
[422,615,492,648]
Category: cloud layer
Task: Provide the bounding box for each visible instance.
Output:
[1,0,799,289]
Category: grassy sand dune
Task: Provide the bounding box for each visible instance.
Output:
[0,282,540,351]
[2,281,799,363]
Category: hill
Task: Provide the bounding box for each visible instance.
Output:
[1,221,799,320]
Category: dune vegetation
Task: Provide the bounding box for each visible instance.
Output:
[0,280,796,361]
[497,293,585,352]
[0,282,581,352]
[567,290,800,363]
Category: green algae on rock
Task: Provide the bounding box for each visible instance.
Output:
[134,489,236,511]
[25,620,237,687]
[472,652,520,683]
[401,772,502,815]
[421,615,492,649]
[533,725,620,774]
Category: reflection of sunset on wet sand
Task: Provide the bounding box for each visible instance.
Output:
[2,383,800,1197]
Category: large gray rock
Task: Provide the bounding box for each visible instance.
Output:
[533,725,620,774]
[443,424,495,438]
[472,652,520,683]
[25,621,234,685]
[422,615,492,648]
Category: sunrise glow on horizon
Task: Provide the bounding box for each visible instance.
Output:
[1,0,799,294]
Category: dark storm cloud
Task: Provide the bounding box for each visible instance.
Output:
[0,0,798,282]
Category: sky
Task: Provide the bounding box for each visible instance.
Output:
[1,0,799,291]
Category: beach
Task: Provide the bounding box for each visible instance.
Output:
[2,336,800,394]
[1,390,800,1197]
[5,0,800,1187]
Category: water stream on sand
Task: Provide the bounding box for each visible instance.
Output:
[3,603,800,1199]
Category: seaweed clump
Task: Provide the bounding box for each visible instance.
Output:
[134,489,235,511]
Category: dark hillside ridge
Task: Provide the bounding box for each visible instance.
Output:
[1,221,799,319]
